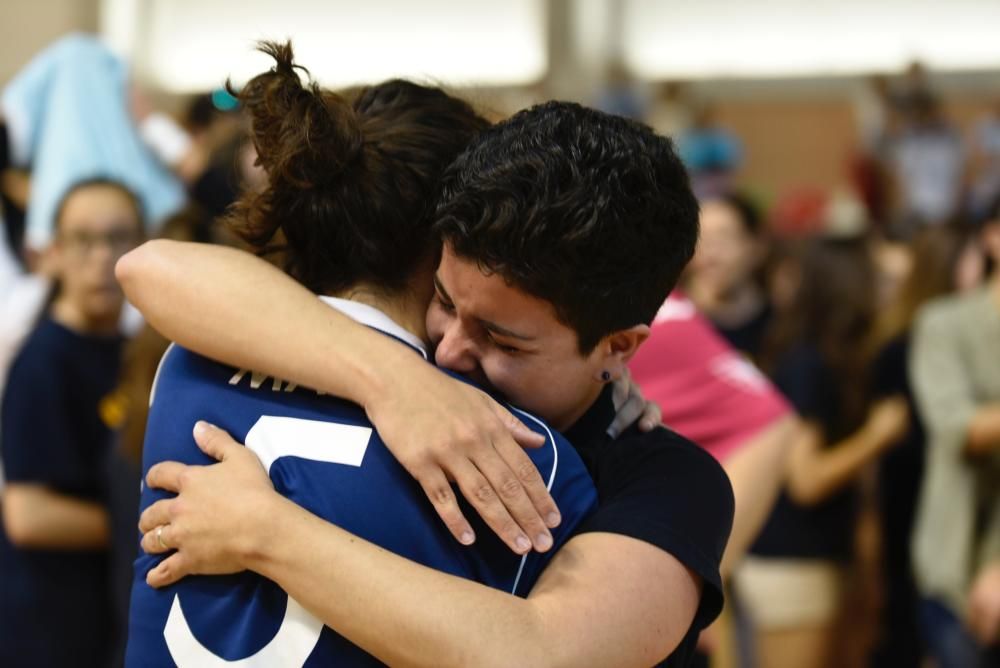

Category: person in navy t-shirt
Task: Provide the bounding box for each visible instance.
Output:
[125,51,596,667]
[125,57,734,666]
[0,179,143,667]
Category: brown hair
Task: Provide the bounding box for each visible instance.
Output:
[224,41,489,295]
[762,236,878,431]
[871,223,977,351]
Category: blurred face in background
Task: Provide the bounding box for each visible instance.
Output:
[690,199,764,300]
[953,237,987,293]
[52,183,143,329]
[872,239,915,307]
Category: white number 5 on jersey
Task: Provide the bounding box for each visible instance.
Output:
[163,416,373,667]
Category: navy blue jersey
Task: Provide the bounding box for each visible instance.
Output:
[126,314,596,667]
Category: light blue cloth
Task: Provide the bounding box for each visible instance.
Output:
[1,33,185,249]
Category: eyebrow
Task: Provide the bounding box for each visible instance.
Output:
[433,274,535,342]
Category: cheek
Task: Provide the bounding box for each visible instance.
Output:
[425,303,448,345]
[479,355,527,397]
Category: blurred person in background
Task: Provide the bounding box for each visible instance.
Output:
[594,58,647,121]
[0,178,143,668]
[736,236,909,668]
[967,99,1000,221]
[678,104,742,200]
[646,81,694,141]
[629,291,795,668]
[99,206,225,667]
[849,75,894,232]
[867,223,986,667]
[909,204,1000,668]
[0,34,184,252]
[887,92,964,234]
[686,192,773,361]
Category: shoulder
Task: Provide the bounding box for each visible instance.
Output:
[603,427,734,512]
[584,426,734,554]
[917,289,987,329]
[912,291,981,351]
[6,319,68,386]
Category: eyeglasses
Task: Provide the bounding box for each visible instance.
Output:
[59,228,141,259]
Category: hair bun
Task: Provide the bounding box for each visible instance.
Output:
[234,40,363,190]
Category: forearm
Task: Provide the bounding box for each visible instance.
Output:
[967,404,1000,456]
[116,240,404,408]
[2,484,109,549]
[721,415,795,575]
[786,426,885,506]
[251,495,554,668]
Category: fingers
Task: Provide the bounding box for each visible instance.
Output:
[639,399,662,432]
[140,522,175,555]
[476,442,555,551]
[494,404,544,449]
[607,392,644,439]
[139,498,175,533]
[146,553,187,589]
[416,467,476,546]
[450,458,535,554]
[492,435,561,529]
[193,421,240,461]
[146,460,194,494]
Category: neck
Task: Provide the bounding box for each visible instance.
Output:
[50,297,120,336]
[554,383,604,432]
[334,282,430,346]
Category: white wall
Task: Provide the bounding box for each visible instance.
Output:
[1,0,99,86]
[623,0,1000,79]
[112,0,548,92]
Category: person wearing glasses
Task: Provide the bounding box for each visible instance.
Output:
[0,178,143,668]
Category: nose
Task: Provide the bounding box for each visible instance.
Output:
[434,320,480,375]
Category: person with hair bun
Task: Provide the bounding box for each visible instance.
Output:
[125,43,602,667]
[121,44,733,666]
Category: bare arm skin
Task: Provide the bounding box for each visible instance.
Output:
[785,396,908,507]
[966,404,1000,456]
[2,483,109,550]
[967,560,1000,646]
[116,240,560,553]
[140,423,701,668]
[720,414,796,575]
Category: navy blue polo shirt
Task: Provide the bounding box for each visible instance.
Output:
[0,315,123,668]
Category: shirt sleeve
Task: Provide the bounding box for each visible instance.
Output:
[575,429,735,627]
[1,345,81,486]
[910,301,977,454]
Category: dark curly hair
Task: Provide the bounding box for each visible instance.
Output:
[434,101,699,352]
[225,41,489,295]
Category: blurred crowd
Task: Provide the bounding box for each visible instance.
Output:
[642,60,1000,668]
[0,32,999,668]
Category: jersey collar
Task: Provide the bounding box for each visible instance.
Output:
[318,296,429,360]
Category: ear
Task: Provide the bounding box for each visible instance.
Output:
[592,324,651,381]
